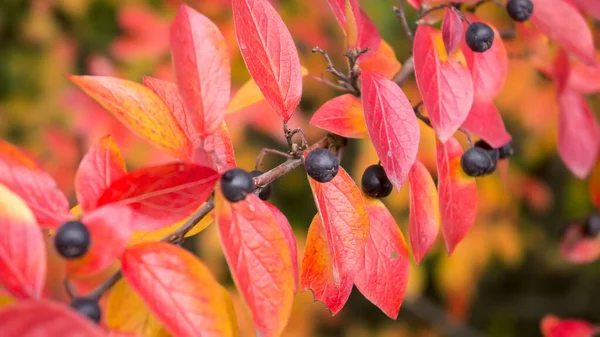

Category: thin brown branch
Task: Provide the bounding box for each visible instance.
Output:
[312,47,350,84]
[392,56,415,87]
[393,0,414,41]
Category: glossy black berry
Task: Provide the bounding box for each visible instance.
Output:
[249,170,272,201]
[582,212,600,238]
[70,298,101,324]
[474,140,499,174]
[361,165,393,199]
[498,141,514,159]
[465,22,495,53]
[461,147,494,177]
[220,168,254,202]
[506,0,533,22]
[305,148,339,183]
[54,221,91,259]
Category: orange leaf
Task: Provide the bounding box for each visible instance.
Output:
[408,160,440,263]
[436,137,478,254]
[97,163,218,231]
[310,94,368,139]
[121,242,237,337]
[75,135,127,212]
[359,40,402,79]
[0,300,107,337]
[354,198,410,319]
[0,185,46,299]
[215,192,294,336]
[541,314,597,337]
[68,75,192,159]
[301,214,354,315]
[344,0,360,47]
[170,4,231,136]
[0,140,71,228]
[66,204,133,276]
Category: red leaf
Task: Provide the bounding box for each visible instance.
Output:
[0,300,107,337]
[541,315,597,337]
[557,89,600,179]
[531,0,596,66]
[462,16,508,100]
[215,192,294,336]
[0,140,71,229]
[361,71,420,190]
[590,164,600,209]
[75,135,127,212]
[66,204,133,276]
[142,76,201,147]
[200,122,237,174]
[408,160,440,264]
[68,76,192,159]
[570,0,600,19]
[560,223,600,264]
[121,242,237,337]
[232,0,303,121]
[265,202,299,293]
[413,25,474,141]
[0,185,46,299]
[97,163,218,230]
[441,8,463,55]
[310,94,368,139]
[300,214,354,315]
[354,198,410,319]
[436,137,478,254]
[305,165,369,313]
[461,97,512,148]
[170,4,231,136]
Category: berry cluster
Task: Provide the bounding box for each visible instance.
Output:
[461,140,513,177]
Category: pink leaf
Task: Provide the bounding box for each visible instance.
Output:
[354,198,410,319]
[361,71,420,190]
[407,160,440,264]
[170,4,230,136]
[265,202,299,293]
[413,25,474,141]
[461,97,512,148]
[441,8,463,55]
[232,0,303,121]
[570,0,600,19]
[436,137,478,254]
[541,315,597,337]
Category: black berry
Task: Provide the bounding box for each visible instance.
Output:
[220,168,254,202]
[474,140,499,174]
[498,141,514,159]
[54,220,91,259]
[461,147,494,177]
[70,298,101,324]
[361,165,393,199]
[465,22,495,53]
[582,212,600,238]
[305,148,339,183]
[506,0,534,22]
[249,170,272,201]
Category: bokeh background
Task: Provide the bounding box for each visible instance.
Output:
[1,0,599,336]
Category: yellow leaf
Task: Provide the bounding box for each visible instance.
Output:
[106,279,171,337]
[345,0,359,48]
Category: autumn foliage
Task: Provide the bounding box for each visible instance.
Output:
[0,0,599,336]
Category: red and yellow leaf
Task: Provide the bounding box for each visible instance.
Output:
[344,0,360,47]
[232,0,303,121]
[413,25,474,141]
[361,71,420,190]
[0,140,71,228]
[66,204,133,277]
[215,192,294,337]
[327,0,381,57]
[541,314,597,337]
[75,135,127,212]
[461,97,512,148]
[354,198,410,319]
[106,278,170,337]
[441,8,463,56]
[68,75,192,159]
[129,206,214,245]
[301,214,354,315]
[265,202,299,293]
[97,163,218,231]
[310,94,368,139]
[121,242,237,337]
[306,166,369,294]
[531,0,596,66]
[436,137,478,254]
[0,300,106,337]
[0,184,46,299]
[408,160,440,264]
[170,4,230,136]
